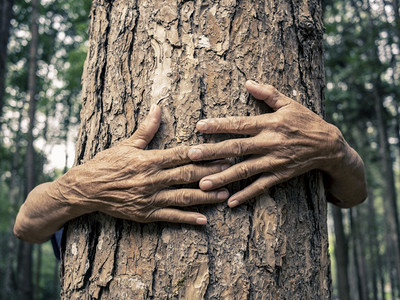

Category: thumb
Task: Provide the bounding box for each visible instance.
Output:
[129,104,161,149]
[245,80,292,111]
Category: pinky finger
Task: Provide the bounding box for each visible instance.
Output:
[150,208,208,225]
[227,173,279,208]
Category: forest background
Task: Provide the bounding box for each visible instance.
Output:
[0,0,399,299]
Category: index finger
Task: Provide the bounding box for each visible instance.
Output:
[196,115,265,135]
[128,104,161,149]
[245,81,292,111]
[153,145,192,168]
[188,137,263,161]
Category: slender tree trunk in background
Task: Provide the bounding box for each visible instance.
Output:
[389,0,400,38]
[18,0,39,297]
[53,260,60,299]
[385,0,400,188]
[385,232,397,300]
[34,244,42,300]
[349,210,362,300]
[351,207,369,300]
[61,1,331,298]
[373,87,400,296]
[63,97,72,173]
[332,205,351,300]
[3,100,26,300]
[363,1,400,295]
[366,192,379,300]
[0,0,13,118]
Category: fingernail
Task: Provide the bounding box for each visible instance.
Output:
[196,217,207,225]
[217,190,229,200]
[200,180,213,190]
[188,148,202,159]
[229,200,239,208]
[197,120,208,130]
[248,80,259,86]
[150,104,157,112]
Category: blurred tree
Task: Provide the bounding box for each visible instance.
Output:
[0,0,13,118]
[324,0,400,298]
[17,0,40,296]
[332,205,351,300]
[1,0,90,296]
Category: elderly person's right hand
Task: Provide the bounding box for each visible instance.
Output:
[14,105,230,244]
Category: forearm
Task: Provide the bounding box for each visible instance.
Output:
[14,169,91,244]
[322,133,367,208]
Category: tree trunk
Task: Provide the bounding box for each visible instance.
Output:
[0,0,13,117]
[366,192,379,300]
[373,86,400,295]
[364,1,400,294]
[332,205,351,300]
[18,0,40,297]
[3,99,26,300]
[61,0,331,298]
[350,208,369,300]
[34,244,42,300]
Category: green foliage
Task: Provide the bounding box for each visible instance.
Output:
[324,0,400,298]
[0,0,90,297]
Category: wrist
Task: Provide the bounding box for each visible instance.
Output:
[319,123,348,175]
[54,165,95,216]
[319,124,367,206]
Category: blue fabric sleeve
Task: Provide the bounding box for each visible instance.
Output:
[50,228,64,261]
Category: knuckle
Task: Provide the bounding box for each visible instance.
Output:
[146,209,160,222]
[255,179,269,194]
[180,165,197,183]
[230,141,245,155]
[271,87,281,99]
[271,172,283,185]
[229,117,251,132]
[173,146,189,161]
[235,164,252,179]
[178,190,193,205]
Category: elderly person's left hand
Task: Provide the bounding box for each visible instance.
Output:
[189,80,367,208]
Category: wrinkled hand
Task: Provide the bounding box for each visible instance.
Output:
[188,81,345,207]
[58,105,230,225]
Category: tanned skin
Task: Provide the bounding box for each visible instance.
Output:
[189,81,367,209]
[14,81,367,243]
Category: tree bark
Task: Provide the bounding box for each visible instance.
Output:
[61,0,331,298]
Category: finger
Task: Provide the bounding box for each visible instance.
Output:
[157,161,231,185]
[245,80,292,111]
[153,188,229,207]
[129,104,161,149]
[195,115,264,135]
[188,137,269,161]
[154,145,191,168]
[227,173,277,207]
[198,156,274,190]
[149,208,209,225]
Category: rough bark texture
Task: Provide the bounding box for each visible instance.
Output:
[61,0,331,299]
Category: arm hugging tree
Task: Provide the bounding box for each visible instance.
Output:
[61,1,331,298]
[14,0,367,298]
